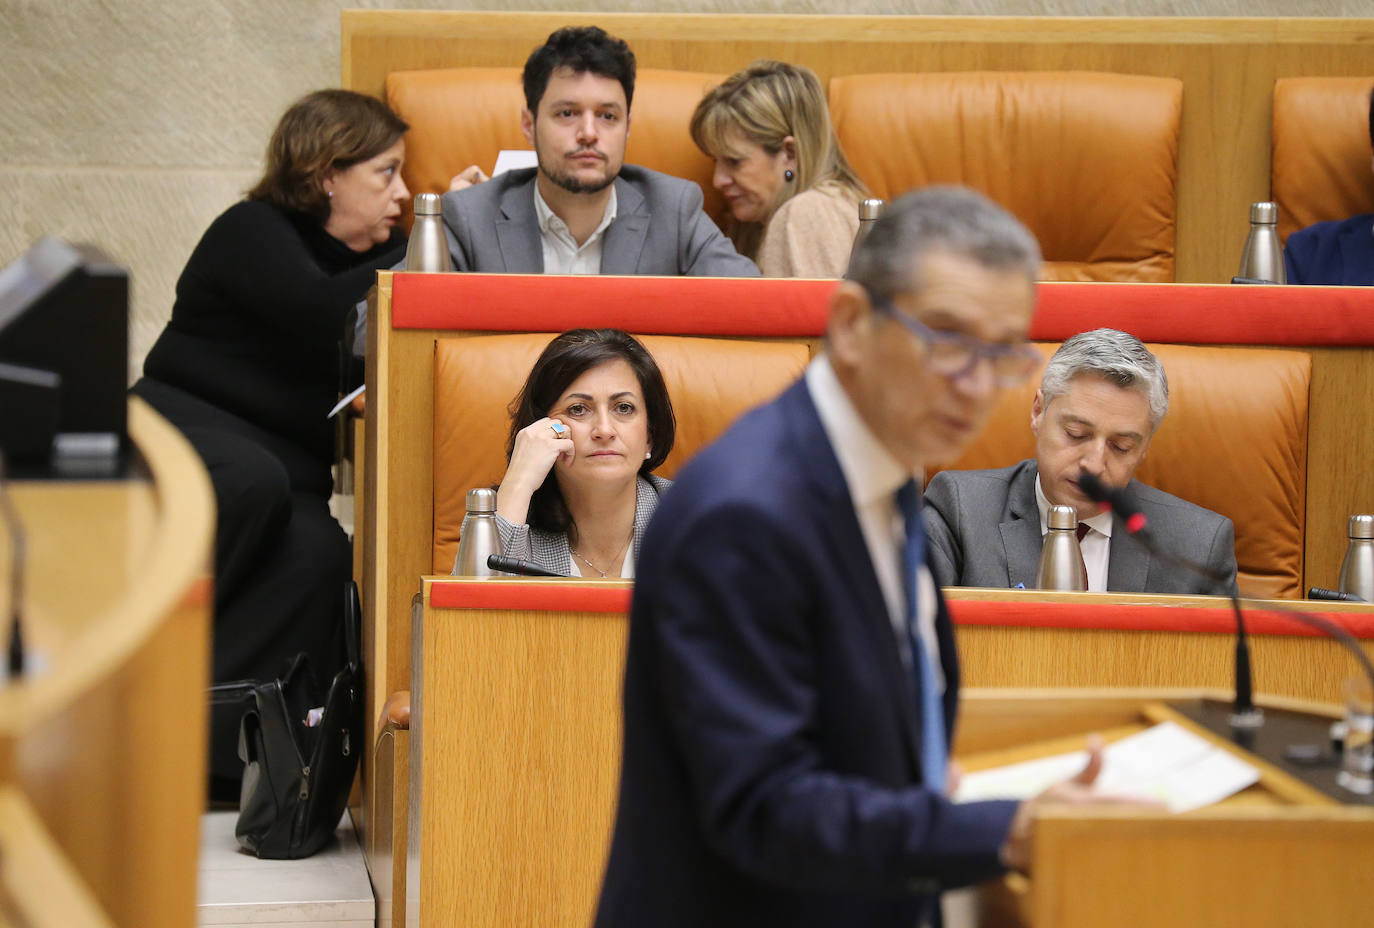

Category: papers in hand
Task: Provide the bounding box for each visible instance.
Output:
[954,720,1260,813]
[329,385,365,419]
[493,149,538,176]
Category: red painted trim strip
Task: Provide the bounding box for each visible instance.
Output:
[948,599,1374,639]
[392,273,832,336]
[429,581,1374,639]
[391,275,1374,346]
[429,579,632,613]
[1029,282,1374,346]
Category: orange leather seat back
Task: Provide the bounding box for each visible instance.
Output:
[931,343,1310,600]
[432,333,810,572]
[1272,77,1374,241]
[829,72,1182,283]
[386,67,728,227]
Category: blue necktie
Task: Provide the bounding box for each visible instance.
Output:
[895,480,947,795]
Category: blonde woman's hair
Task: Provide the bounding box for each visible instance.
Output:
[690,60,867,256]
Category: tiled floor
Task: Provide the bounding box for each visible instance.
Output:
[197,811,374,928]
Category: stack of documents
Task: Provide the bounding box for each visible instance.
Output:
[954,721,1260,813]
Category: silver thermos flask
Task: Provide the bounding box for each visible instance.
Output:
[404,193,453,272]
[453,488,503,576]
[1236,201,1286,284]
[1338,514,1374,603]
[850,198,885,259]
[1036,505,1088,591]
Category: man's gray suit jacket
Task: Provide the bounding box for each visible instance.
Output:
[440,165,760,277]
[922,459,1239,596]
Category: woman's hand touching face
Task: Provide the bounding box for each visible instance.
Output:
[496,416,576,526]
[507,416,576,490]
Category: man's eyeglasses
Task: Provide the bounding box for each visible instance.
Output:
[867,292,1042,387]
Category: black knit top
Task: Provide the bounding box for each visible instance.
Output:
[142,199,405,466]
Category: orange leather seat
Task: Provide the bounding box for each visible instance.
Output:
[431,333,811,573]
[385,66,728,227]
[935,343,1310,600]
[1272,77,1374,242]
[829,72,1182,283]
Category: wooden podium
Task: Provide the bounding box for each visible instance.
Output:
[0,399,214,928]
[957,689,1374,928]
[391,579,1374,928]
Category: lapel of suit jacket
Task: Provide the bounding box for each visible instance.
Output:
[782,379,925,776]
[496,176,544,273]
[1106,481,1151,592]
[999,463,1044,590]
[599,176,649,275]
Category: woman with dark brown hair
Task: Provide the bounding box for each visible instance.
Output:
[457,329,676,579]
[131,89,410,797]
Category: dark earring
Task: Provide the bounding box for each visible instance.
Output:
[784,169,794,182]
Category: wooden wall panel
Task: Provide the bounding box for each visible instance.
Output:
[1305,347,1374,594]
[342,13,1374,284]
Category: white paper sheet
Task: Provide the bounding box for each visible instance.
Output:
[954,720,1260,813]
[493,149,538,176]
[328,384,365,419]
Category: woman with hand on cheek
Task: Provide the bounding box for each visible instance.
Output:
[461,329,676,579]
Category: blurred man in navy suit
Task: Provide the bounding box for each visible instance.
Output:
[1285,86,1374,286]
[595,188,1121,928]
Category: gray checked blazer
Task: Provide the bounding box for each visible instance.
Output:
[439,165,759,277]
[922,459,1238,596]
[458,473,673,577]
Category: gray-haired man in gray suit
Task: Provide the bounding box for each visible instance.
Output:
[923,328,1238,596]
[441,26,758,278]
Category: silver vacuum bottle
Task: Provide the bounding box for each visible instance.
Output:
[1035,504,1088,591]
[1236,201,1286,284]
[404,193,453,272]
[1338,514,1374,603]
[453,488,503,577]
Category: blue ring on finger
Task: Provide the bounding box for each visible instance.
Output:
[550,422,568,438]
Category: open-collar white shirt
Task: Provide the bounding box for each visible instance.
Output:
[806,356,944,690]
[533,182,618,275]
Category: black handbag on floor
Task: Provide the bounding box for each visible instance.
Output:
[209,581,364,859]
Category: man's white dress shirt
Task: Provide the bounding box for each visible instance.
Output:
[533,183,618,275]
[806,356,943,690]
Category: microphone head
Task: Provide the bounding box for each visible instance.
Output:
[1077,470,1148,534]
[1076,470,1110,502]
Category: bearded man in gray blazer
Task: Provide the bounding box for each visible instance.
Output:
[440,26,758,278]
[923,329,1239,596]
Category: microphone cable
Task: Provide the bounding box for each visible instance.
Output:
[0,451,26,678]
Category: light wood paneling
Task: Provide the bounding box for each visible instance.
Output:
[362,273,438,829]
[370,725,409,928]
[341,12,1374,283]
[949,589,1374,706]
[414,590,629,928]
[0,399,213,928]
[1305,346,1374,593]
[0,789,112,928]
[1033,808,1374,927]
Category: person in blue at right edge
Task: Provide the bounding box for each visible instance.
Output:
[1285,86,1374,286]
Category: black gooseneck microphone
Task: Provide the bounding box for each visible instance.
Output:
[1077,470,1374,755]
[486,554,571,578]
[1076,470,1262,730]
